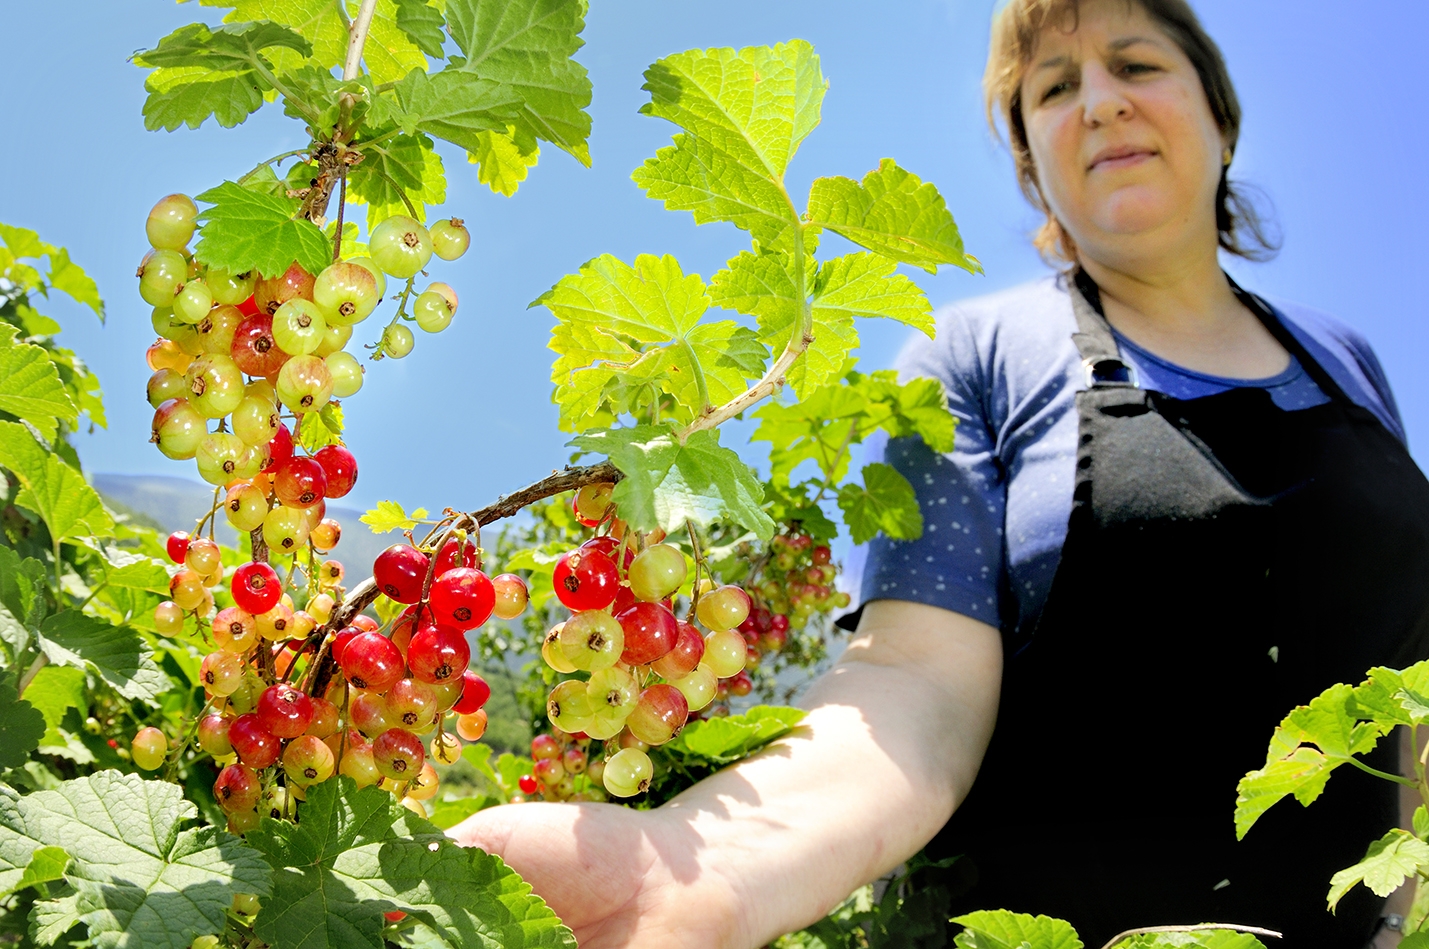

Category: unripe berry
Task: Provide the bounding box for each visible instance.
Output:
[283,735,336,786]
[131,727,168,770]
[372,727,425,779]
[456,709,488,741]
[214,764,261,813]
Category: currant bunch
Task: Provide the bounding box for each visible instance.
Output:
[736,529,849,645]
[516,731,606,803]
[534,483,753,799]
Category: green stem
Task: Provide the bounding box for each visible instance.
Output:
[371,162,420,218]
[248,59,322,128]
[237,148,310,185]
[678,336,712,416]
[17,653,48,696]
[1343,753,1420,788]
[812,418,861,504]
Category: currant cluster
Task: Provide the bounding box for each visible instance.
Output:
[535,484,752,798]
[515,731,604,803]
[738,530,849,640]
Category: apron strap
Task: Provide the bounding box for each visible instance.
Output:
[1069,267,1354,404]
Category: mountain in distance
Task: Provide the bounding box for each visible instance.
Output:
[92,473,395,583]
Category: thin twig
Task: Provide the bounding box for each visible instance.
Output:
[1098,923,1282,949]
[17,653,48,695]
[332,166,349,263]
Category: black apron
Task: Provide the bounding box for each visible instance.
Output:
[934,271,1429,947]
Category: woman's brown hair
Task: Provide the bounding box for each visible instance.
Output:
[984,0,1278,262]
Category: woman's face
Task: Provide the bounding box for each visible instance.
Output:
[1019,0,1225,264]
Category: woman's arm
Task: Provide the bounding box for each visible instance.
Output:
[448,599,1003,948]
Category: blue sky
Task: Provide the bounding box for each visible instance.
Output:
[2,1,1426,525]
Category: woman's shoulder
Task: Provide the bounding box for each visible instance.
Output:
[1260,295,1406,443]
[895,273,1079,392]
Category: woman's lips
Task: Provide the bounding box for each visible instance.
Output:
[1089,149,1156,172]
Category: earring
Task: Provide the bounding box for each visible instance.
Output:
[1222,146,1233,167]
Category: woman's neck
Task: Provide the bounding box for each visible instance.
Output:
[1076,247,1291,379]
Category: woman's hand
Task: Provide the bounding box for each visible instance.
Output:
[448,799,748,948]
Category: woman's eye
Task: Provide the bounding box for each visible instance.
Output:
[1120,62,1158,76]
[1041,80,1073,102]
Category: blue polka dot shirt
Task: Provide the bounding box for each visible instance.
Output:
[849,273,1407,637]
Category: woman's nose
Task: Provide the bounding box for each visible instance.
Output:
[1080,64,1132,128]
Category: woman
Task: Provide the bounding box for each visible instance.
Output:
[451,1,1429,945]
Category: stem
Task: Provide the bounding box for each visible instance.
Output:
[343,0,380,81]
[812,418,861,503]
[52,537,62,604]
[17,653,48,696]
[249,58,321,127]
[685,520,705,623]
[237,148,311,186]
[1099,924,1281,949]
[1343,754,1420,788]
[332,167,349,263]
[676,222,814,443]
[372,164,421,218]
[678,336,712,416]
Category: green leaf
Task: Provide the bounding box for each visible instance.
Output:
[1111,932,1267,949]
[392,68,522,157]
[3,846,69,899]
[837,463,922,544]
[395,0,447,58]
[96,546,174,595]
[0,545,49,650]
[444,0,593,163]
[428,796,494,830]
[37,612,171,703]
[807,159,980,275]
[246,777,574,949]
[0,324,78,443]
[1235,682,1380,839]
[469,126,541,196]
[194,181,332,279]
[360,500,429,534]
[541,254,766,430]
[349,131,448,228]
[813,253,933,337]
[633,40,822,242]
[43,248,104,321]
[1415,805,1429,840]
[214,0,427,86]
[136,21,312,131]
[21,665,86,734]
[569,425,774,540]
[0,421,114,544]
[952,910,1083,949]
[667,705,805,763]
[0,772,272,949]
[1327,829,1429,910]
[297,401,346,452]
[0,671,46,770]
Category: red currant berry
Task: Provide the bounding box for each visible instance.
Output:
[214,764,261,813]
[552,548,619,612]
[351,615,380,633]
[727,669,754,697]
[232,562,282,615]
[329,625,361,664]
[373,544,429,603]
[453,670,492,715]
[518,774,539,795]
[434,537,478,573]
[237,294,260,317]
[581,535,634,569]
[770,613,790,633]
[626,683,689,745]
[372,727,425,779]
[340,631,405,692]
[651,620,705,680]
[166,531,191,565]
[812,544,832,566]
[228,713,280,769]
[274,456,327,508]
[407,623,470,684]
[307,697,340,738]
[616,601,679,666]
[256,684,314,739]
[429,567,495,630]
[231,313,291,377]
[263,422,293,473]
[313,444,358,498]
[197,713,234,756]
[531,734,561,760]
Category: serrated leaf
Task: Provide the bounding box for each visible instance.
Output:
[807,159,980,275]
[361,500,428,534]
[633,40,822,242]
[392,67,521,156]
[1327,829,1429,910]
[952,910,1083,949]
[0,772,272,949]
[0,323,77,443]
[194,181,332,278]
[569,425,774,539]
[349,130,448,227]
[1113,932,1266,949]
[212,0,426,85]
[541,254,767,430]
[837,463,922,544]
[445,0,592,162]
[0,545,49,646]
[667,705,804,762]
[0,421,114,544]
[395,0,447,58]
[428,796,494,830]
[297,401,345,452]
[0,671,46,770]
[43,248,104,321]
[97,546,174,595]
[21,666,86,734]
[246,777,574,949]
[136,21,311,131]
[470,126,540,196]
[0,223,55,261]
[37,612,170,703]
[813,253,933,336]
